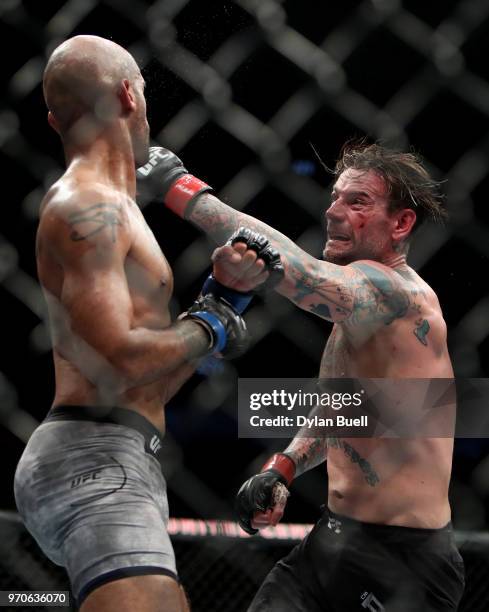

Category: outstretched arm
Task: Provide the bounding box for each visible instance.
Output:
[189,194,410,328]
[137,148,409,326]
[187,192,356,321]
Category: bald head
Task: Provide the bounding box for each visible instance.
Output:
[43,35,142,132]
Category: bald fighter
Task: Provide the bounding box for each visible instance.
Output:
[13,36,283,612]
[137,144,465,610]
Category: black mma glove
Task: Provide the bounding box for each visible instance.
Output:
[205,227,284,308]
[236,453,296,535]
[181,294,249,359]
[227,227,284,291]
[136,146,212,214]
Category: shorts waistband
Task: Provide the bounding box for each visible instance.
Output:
[324,507,453,543]
[45,405,165,462]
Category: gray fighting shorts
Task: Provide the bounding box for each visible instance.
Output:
[14,405,177,606]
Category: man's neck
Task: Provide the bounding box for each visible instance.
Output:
[63,125,136,198]
[381,252,408,269]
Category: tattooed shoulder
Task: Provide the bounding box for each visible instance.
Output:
[349,262,409,326]
[68,202,124,244]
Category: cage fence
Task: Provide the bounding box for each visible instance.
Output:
[0,0,489,610]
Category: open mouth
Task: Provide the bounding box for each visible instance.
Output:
[328,234,350,242]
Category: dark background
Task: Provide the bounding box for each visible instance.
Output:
[1,0,489,535]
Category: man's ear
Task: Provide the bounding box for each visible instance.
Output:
[119,79,136,115]
[392,208,417,243]
[47,111,60,135]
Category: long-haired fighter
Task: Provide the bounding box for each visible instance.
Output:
[137,144,465,610]
[14,36,281,612]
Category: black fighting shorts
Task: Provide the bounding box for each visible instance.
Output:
[248,508,465,611]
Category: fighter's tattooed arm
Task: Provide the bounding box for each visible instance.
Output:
[327,437,380,487]
[187,194,409,326]
[284,436,327,477]
[281,404,328,477]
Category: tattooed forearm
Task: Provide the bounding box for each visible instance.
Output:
[327,437,380,487]
[186,194,239,243]
[69,203,123,243]
[284,433,327,477]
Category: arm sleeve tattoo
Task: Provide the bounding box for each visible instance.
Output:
[188,194,410,326]
[283,405,328,477]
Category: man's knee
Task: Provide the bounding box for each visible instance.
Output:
[80,574,189,612]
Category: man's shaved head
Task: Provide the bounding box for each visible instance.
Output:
[43,35,149,164]
[44,35,141,130]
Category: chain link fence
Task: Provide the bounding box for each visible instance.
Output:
[1,0,489,609]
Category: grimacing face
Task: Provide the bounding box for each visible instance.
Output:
[323,168,397,265]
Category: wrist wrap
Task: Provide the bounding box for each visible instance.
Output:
[165,174,212,217]
[262,453,296,486]
[186,310,227,353]
[202,275,252,314]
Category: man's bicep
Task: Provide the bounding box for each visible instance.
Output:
[278,257,359,322]
[281,259,409,325]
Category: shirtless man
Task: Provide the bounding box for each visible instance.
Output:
[136,144,465,610]
[13,36,281,612]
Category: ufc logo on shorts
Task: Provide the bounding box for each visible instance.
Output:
[138,149,167,176]
[149,434,162,454]
[360,591,384,611]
